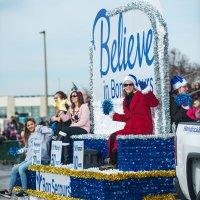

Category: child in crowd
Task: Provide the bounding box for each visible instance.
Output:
[50,91,71,136]
[0,118,53,198]
[187,99,200,120]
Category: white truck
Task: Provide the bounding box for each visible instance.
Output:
[175,122,200,200]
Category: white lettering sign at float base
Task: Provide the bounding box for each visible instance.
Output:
[36,171,71,197]
[32,141,42,165]
[50,141,62,166]
[73,141,84,169]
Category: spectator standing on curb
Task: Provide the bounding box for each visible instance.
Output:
[0,118,53,198]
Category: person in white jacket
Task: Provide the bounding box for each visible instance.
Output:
[0,118,53,198]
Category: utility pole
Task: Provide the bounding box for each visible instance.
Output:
[39,30,48,117]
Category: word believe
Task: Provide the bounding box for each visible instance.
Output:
[92,9,154,78]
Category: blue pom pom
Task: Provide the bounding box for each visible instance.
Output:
[8,147,20,156]
[175,94,192,107]
[49,122,58,135]
[102,99,114,115]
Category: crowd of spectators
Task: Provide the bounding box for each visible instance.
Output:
[0,88,92,144]
[188,82,200,100]
[0,116,24,144]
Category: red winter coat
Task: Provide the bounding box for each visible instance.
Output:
[109,91,159,154]
[186,107,200,120]
[113,91,159,134]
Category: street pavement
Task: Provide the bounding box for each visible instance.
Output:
[0,164,11,189]
[0,164,13,200]
[0,165,36,200]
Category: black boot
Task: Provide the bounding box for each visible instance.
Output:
[56,131,67,141]
[109,150,117,165]
[62,143,70,165]
[99,151,117,171]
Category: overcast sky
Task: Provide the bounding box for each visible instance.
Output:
[0,0,199,96]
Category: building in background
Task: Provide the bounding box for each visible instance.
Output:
[0,95,54,122]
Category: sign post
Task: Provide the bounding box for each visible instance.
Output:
[32,140,42,165]
[50,141,62,166]
[73,141,84,169]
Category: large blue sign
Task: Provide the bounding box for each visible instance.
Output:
[92,8,155,100]
[92,9,154,79]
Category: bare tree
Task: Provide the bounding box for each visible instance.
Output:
[169,48,200,83]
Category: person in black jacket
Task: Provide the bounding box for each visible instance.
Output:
[50,91,72,164]
[170,75,194,130]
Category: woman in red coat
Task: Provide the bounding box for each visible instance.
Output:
[107,74,159,167]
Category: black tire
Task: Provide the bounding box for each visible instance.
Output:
[174,177,188,200]
[187,157,197,200]
[196,191,200,200]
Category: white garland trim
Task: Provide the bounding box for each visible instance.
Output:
[71,133,174,140]
[118,134,175,140]
[71,134,110,140]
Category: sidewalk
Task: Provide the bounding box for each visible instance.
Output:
[0,164,12,189]
[0,165,35,200]
[0,164,12,199]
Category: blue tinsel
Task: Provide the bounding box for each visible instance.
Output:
[72,136,175,171]
[8,147,20,156]
[118,137,175,171]
[16,170,175,200]
[14,135,175,200]
[71,177,175,200]
[175,93,192,107]
[72,138,108,163]
[102,99,114,115]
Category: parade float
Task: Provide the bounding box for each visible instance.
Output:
[15,1,176,199]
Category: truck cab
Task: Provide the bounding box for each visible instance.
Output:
[175,122,200,200]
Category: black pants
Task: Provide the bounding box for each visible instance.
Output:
[108,132,118,165]
[60,127,87,164]
[61,126,88,143]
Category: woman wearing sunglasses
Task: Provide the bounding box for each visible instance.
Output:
[101,74,159,169]
[57,91,90,164]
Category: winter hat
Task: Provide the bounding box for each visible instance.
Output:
[171,75,187,90]
[123,74,139,88]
